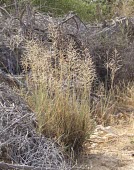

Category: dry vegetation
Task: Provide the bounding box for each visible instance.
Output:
[21,23,134,156]
[21,26,96,154]
[0,1,134,169]
[92,83,134,125]
[112,0,134,17]
[0,84,69,170]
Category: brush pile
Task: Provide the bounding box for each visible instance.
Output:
[0,84,69,170]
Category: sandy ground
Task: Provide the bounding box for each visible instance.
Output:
[73,122,134,170]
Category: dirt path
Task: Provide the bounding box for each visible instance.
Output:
[73,122,134,170]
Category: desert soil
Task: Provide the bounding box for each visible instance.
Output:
[73,122,134,170]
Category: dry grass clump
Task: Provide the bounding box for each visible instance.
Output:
[90,43,133,126]
[92,82,134,126]
[90,46,133,125]
[117,83,134,112]
[21,25,95,154]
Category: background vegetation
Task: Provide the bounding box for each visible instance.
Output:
[1,0,134,22]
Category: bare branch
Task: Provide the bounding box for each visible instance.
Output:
[0,162,59,170]
[0,6,11,18]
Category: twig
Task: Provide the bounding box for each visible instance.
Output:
[0,6,11,18]
[89,17,129,38]
[60,13,87,30]
[0,162,58,170]
[0,69,27,89]
[0,112,33,136]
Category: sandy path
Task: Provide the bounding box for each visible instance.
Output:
[73,123,134,170]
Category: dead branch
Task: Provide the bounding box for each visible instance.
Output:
[0,69,27,89]
[0,162,58,170]
[89,17,131,38]
[0,6,11,18]
[0,112,32,136]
